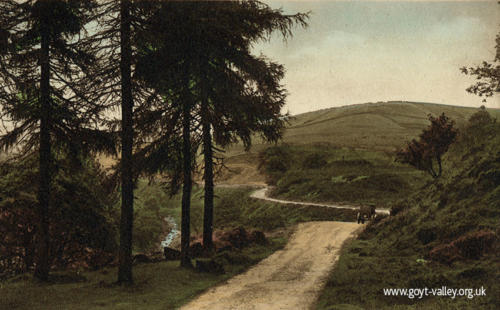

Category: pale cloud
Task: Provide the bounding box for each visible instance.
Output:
[253,1,500,115]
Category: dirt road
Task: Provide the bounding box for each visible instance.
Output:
[250,187,390,215]
[180,221,363,310]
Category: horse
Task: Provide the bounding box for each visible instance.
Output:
[357,204,376,224]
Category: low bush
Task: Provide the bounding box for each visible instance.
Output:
[0,153,118,278]
[258,146,292,185]
[458,267,487,279]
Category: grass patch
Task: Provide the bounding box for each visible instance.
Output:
[0,237,288,310]
[315,238,498,310]
[212,187,358,229]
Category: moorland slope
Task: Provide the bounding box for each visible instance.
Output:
[229,101,499,154]
[315,105,500,310]
[222,101,499,184]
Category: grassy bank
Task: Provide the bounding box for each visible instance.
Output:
[315,111,500,309]
[259,144,429,207]
[0,238,286,310]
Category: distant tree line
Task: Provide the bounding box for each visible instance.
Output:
[0,0,308,283]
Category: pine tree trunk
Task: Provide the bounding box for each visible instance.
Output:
[34,12,51,282]
[180,91,193,268]
[118,0,134,284]
[23,230,34,271]
[202,100,214,251]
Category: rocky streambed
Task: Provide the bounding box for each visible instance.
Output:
[160,217,180,249]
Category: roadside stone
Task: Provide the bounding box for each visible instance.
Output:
[249,230,267,245]
[189,242,204,258]
[216,245,233,254]
[133,254,151,264]
[221,227,248,249]
[164,247,181,261]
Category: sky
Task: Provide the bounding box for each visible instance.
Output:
[252,0,500,115]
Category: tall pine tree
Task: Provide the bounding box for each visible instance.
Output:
[0,0,106,281]
[89,0,163,282]
[134,1,308,257]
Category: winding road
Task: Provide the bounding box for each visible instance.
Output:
[179,185,382,310]
[250,186,390,215]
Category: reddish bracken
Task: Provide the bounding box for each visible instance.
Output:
[428,229,497,264]
[428,243,461,264]
[189,228,267,252]
[452,229,497,259]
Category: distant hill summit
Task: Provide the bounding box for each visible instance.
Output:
[283,101,500,151]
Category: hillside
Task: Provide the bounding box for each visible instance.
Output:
[231,101,498,153]
[315,107,500,309]
[285,101,497,151]
[221,101,499,184]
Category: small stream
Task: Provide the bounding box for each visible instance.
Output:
[161,217,179,248]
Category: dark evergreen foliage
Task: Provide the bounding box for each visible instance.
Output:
[0,0,111,282]
[87,0,164,283]
[0,151,118,279]
[134,0,308,259]
[0,0,308,281]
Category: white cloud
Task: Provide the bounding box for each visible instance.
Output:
[253,1,500,114]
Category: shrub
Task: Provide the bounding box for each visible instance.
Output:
[258,146,291,173]
[396,113,457,178]
[478,168,500,191]
[0,154,118,277]
[460,107,497,147]
[330,159,373,167]
[302,152,327,169]
[458,267,487,279]
[452,230,497,259]
[390,203,407,216]
[224,227,249,249]
[248,230,267,245]
[258,146,292,185]
[408,274,450,288]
